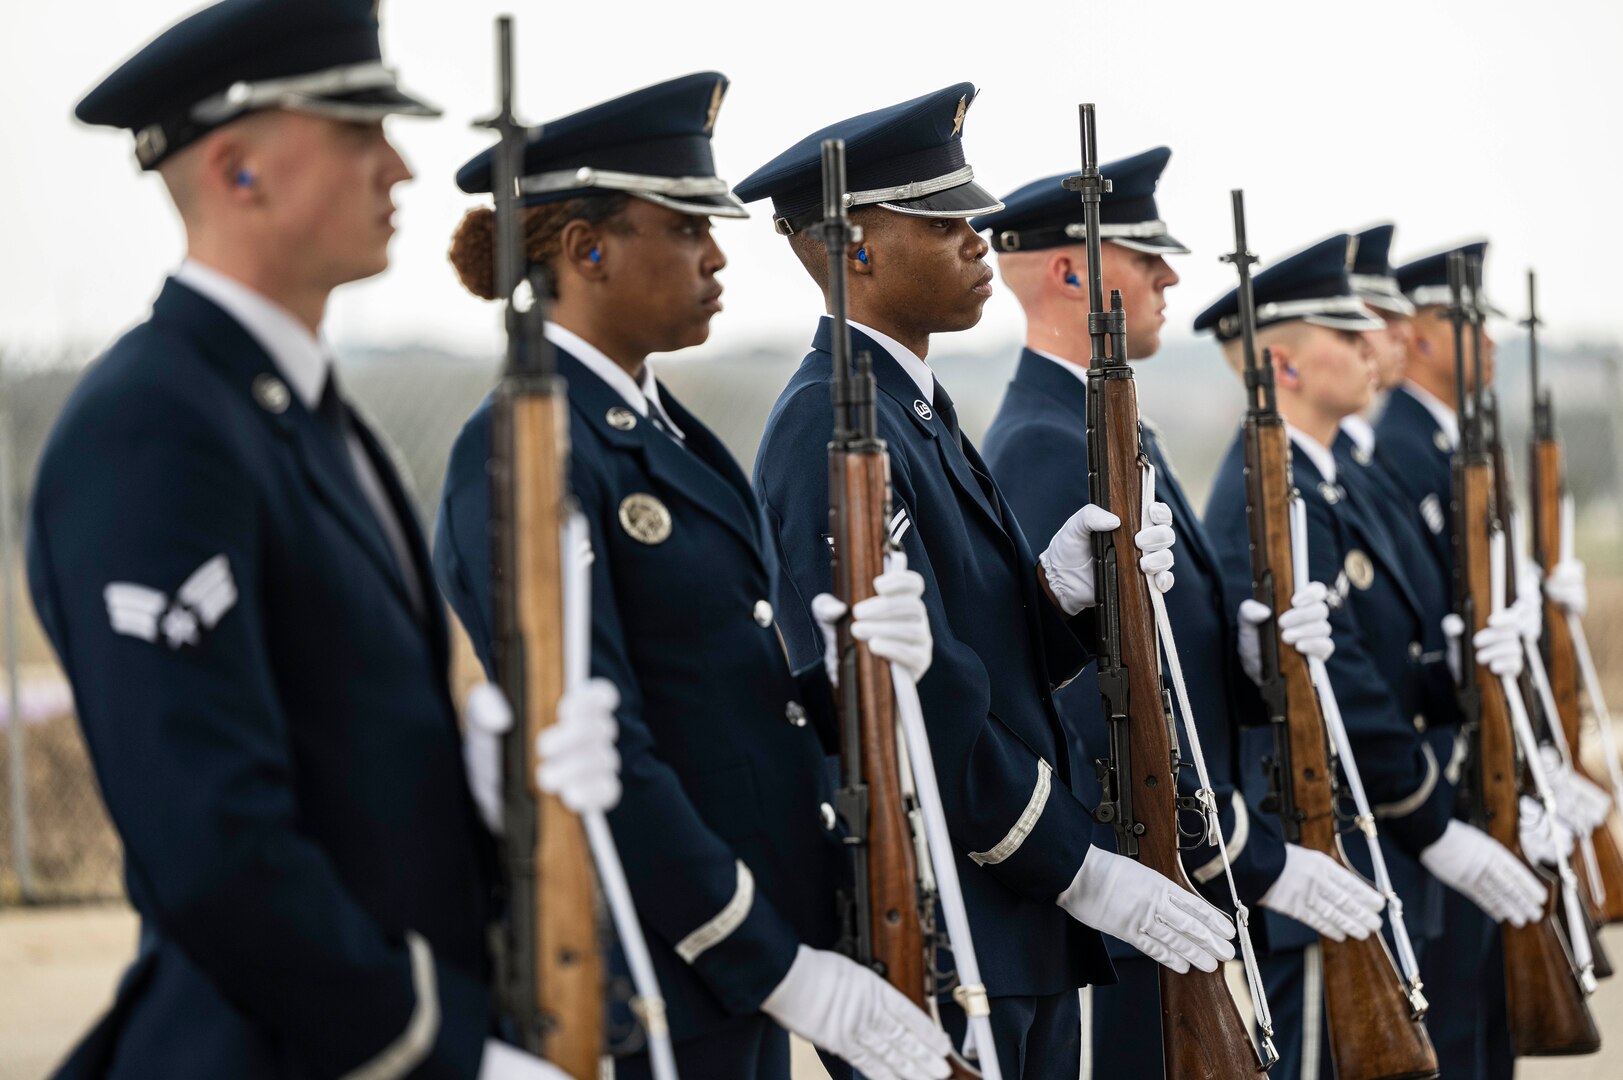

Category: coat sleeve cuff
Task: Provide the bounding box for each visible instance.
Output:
[676,860,801,1017]
[966,759,1096,900]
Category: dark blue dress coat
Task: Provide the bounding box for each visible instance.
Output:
[433,345,845,1045]
[27,280,497,1079]
[752,320,1114,998]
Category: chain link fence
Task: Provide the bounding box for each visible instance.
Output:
[4,334,1623,906]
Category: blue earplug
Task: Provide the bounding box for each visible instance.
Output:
[589,248,601,263]
[235,169,254,188]
[1065,273,1080,286]
[856,248,868,264]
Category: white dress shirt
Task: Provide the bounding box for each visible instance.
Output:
[173,260,424,615]
[1341,414,1377,457]
[545,322,686,441]
[1401,380,1459,451]
[849,319,934,400]
[1287,424,1339,485]
[1032,347,1090,388]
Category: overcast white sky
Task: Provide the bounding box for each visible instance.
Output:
[2,0,1620,362]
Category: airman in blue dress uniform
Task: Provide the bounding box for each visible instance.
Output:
[1198,235,1544,1079]
[431,73,952,1080]
[22,2,602,1077]
[738,86,1240,1078]
[1375,240,1525,1080]
[973,151,1383,1078]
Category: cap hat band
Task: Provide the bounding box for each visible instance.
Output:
[992,218,1179,253]
[1217,294,1381,339]
[188,60,404,124]
[521,169,731,199]
[846,164,976,209]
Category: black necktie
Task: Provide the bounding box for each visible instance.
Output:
[932,382,963,451]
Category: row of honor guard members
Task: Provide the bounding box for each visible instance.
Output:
[967,150,1387,1078]
[29,2,628,1079]
[735,84,1245,1077]
[1196,235,1550,1080]
[432,73,957,1080]
[30,1,1611,1078]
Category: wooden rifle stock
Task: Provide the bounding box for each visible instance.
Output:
[820,137,977,1079]
[1457,460,1599,1055]
[1246,419,1438,1080]
[481,18,602,1075]
[501,390,604,1076]
[1530,438,1623,923]
[1096,376,1262,1080]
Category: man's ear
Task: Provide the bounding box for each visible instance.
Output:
[560,219,606,281]
[1053,253,1083,292]
[848,239,872,276]
[1270,343,1300,389]
[198,131,258,209]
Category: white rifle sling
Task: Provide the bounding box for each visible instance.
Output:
[1141,464,1277,1065]
[1287,497,1428,1014]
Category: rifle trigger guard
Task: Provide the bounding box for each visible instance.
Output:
[952,982,991,1018]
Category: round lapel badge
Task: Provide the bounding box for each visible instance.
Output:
[1345,549,1375,591]
[606,407,638,431]
[252,374,291,414]
[913,399,934,421]
[1353,446,1372,466]
[1319,481,1341,505]
[618,493,672,545]
[1432,430,1451,453]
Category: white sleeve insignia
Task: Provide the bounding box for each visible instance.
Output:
[105,554,238,649]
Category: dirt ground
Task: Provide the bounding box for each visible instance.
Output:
[3,905,1621,1080]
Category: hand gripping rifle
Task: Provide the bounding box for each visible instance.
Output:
[478,18,676,1079]
[1447,253,1600,1056]
[1062,106,1272,1078]
[1525,270,1623,924]
[818,139,1000,1080]
[1225,191,1438,1080]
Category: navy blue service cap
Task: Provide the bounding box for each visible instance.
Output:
[1348,224,1416,316]
[1394,240,1505,316]
[733,83,1003,236]
[75,0,440,171]
[1194,234,1384,342]
[970,147,1190,255]
[456,72,747,219]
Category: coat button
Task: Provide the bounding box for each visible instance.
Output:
[786,702,808,727]
[753,599,774,627]
[1409,641,1423,660]
[820,802,837,831]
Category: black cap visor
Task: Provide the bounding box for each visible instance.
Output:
[879,179,1004,219]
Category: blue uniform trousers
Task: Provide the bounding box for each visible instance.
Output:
[942,991,1080,1079]
[1419,886,1511,1080]
[614,1015,789,1080]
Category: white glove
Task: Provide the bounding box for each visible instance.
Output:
[1512,564,1544,644]
[1041,502,1177,615]
[1419,819,1545,926]
[761,945,951,1080]
[1540,746,1612,833]
[537,679,622,814]
[1236,583,1335,686]
[1442,611,1524,683]
[1258,844,1385,942]
[1057,846,1236,974]
[812,554,934,687]
[1545,558,1588,616]
[464,683,511,834]
[1518,795,1576,868]
[478,1039,574,1080]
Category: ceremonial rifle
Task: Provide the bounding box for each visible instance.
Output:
[1525,270,1623,924]
[1225,192,1437,1080]
[1447,253,1600,1056]
[819,139,1000,1080]
[1485,393,1613,979]
[479,18,676,1078]
[1065,106,1270,1079]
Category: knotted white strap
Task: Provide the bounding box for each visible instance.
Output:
[1140,464,1277,1067]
